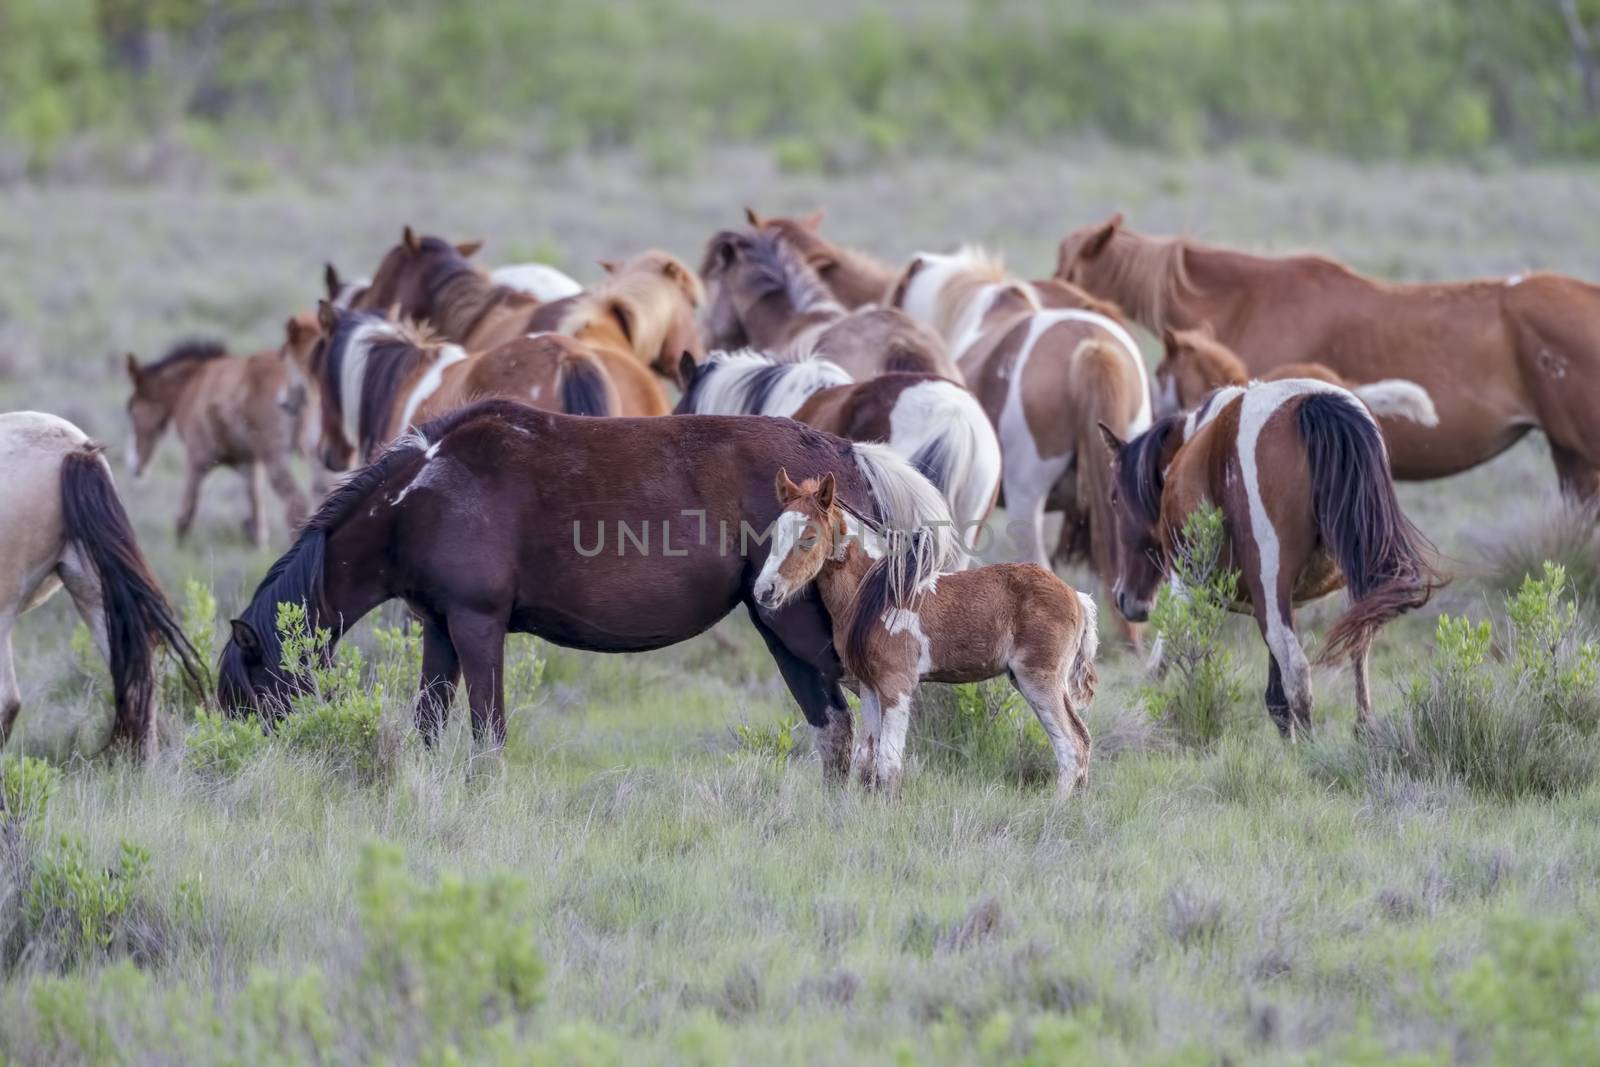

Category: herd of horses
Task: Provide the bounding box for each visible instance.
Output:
[6,207,1600,795]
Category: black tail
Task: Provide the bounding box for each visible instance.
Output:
[1298,393,1439,662]
[59,447,205,752]
[558,353,613,417]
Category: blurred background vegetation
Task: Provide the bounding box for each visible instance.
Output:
[2,0,1599,178]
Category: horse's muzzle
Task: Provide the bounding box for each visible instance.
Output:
[1117,590,1151,623]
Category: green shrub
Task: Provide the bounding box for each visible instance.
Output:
[184,711,266,779]
[24,836,150,966]
[1454,915,1600,1065]
[732,715,800,765]
[1,754,61,830]
[273,602,392,777]
[912,680,1054,785]
[1140,504,1245,747]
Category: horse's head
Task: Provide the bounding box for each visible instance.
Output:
[123,340,227,478]
[277,312,323,417]
[753,469,845,611]
[744,206,855,294]
[361,225,482,319]
[1154,323,1240,417]
[1056,213,1125,289]
[217,617,293,718]
[699,230,758,351]
[1098,418,1181,622]
[602,251,706,380]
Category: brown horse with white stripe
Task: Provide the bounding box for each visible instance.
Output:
[308,306,615,469]
[1058,214,1600,500]
[1,412,204,757]
[700,225,959,382]
[1100,379,1438,735]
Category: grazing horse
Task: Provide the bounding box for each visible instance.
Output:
[357,227,543,352]
[307,306,615,469]
[754,470,1097,795]
[527,249,705,406]
[742,208,899,309]
[126,339,311,546]
[1,412,204,757]
[675,350,1002,544]
[887,248,1150,636]
[217,400,962,778]
[1057,214,1600,500]
[700,226,960,382]
[1155,324,1439,427]
[1100,379,1438,735]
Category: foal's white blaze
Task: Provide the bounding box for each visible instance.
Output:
[397,343,468,435]
[752,510,813,606]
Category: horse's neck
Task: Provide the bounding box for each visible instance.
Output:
[437,270,517,341]
[748,291,825,349]
[836,247,897,305]
[815,538,874,628]
[1194,344,1250,388]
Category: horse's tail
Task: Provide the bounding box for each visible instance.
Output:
[1071,339,1142,575]
[1066,589,1100,708]
[1348,379,1439,426]
[556,349,615,417]
[895,380,1002,545]
[59,445,205,752]
[1298,392,1438,663]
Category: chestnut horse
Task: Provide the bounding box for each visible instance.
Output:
[2,412,203,757]
[126,339,311,546]
[217,400,963,778]
[755,470,1097,795]
[674,350,1002,543]
[888,248,1149,638]
[1155,324,1438,428]
[307,306,616,469]
[700,226,960,382]
[1101,379,1437,735]
[1057,214,1600,500]
[357,227,543,352]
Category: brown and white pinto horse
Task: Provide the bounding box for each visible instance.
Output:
[1101,379,1438,735]
[674,349,1002,543]
[307,306,615,469]
[888,248,1150,636]
[357,227,543,352]
[126,339,311,546]
[754,470,1097,795]
[700,226,959,382]
[1155,324,1439,427]
[217,400,963,778]
[1,412,204,757]
[1057,214,1600,499]
[742,208,900,309]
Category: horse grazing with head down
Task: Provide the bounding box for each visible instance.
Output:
[126,338,312,546]
[1,412,205,758]
[1101,378,1439,735]
[218,399,963,777]
[357,227,543,352]
[888,247,1150,639]
[754,469,1097,795]
[305,305,616,470]
[1155,323,1439,427]
[675,349,1001,544]
[700,225,959,383]
[1057,214,1600,501]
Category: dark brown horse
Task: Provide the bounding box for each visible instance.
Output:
[217,400,961,776]
[357,227,542,352]
[1100,379,1437,735]
[1058,214,1600,501]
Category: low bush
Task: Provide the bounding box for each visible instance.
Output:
[913,680,1055,786]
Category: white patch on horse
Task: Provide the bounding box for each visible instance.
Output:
[752,510,813,605]
[882,607,932,675]
[530,384,542,401]
[397,343,467,434]
[125,420,140,475]
[491,262,583,301]
[886,379,1001,543]
[1505,273,1525,287]
[339,318,400,450]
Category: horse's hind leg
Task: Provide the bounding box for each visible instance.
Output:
[176,461,208,543]
[0,614,21,746]
[415,613,460,743]
[447,609,508,748]
[1012,669,1088,796]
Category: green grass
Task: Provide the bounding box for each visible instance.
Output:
[4,142,1600,1061]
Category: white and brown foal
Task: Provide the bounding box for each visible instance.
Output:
[754,470,1098,796]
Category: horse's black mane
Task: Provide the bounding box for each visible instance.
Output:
[144,338,228,375]
[1118,414,1183,525]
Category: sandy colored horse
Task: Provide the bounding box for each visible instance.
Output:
[1155,323,1439,427]
[1,412,204,758]
[357,227,544,352]
[307,306,616,469]
[888,248,1150,637]
[675,350,1001,543]
[1101,379,1438,735]
[126,339,311,546]
[218,399,961,777]
[700,226,959,382]
[1057,214,1600,500]
[754,470,1097,795]
[742,208,900,309]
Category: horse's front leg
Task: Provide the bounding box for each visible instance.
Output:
[447,608,507,747]
[871,682,917,797]
[175,461,208,543]
[415,613,460,743]
[241,462,268,549]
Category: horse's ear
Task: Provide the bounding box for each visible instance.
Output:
[744,206,765,227]
[324,263,341,300]
[800,208,825,230]
[317,299,339,334]
[1097,422,1126,455]
[230,619,263,661]
[816,472,836,511]
[402,225,420,252]
[125,353,141,381]
[1084,213,1124,258]
[676,351,698,390]
[775,467,801,503]
[598,258,620,273]
[455,239,484,259]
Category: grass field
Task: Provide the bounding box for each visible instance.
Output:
[3,142,1600,1064]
